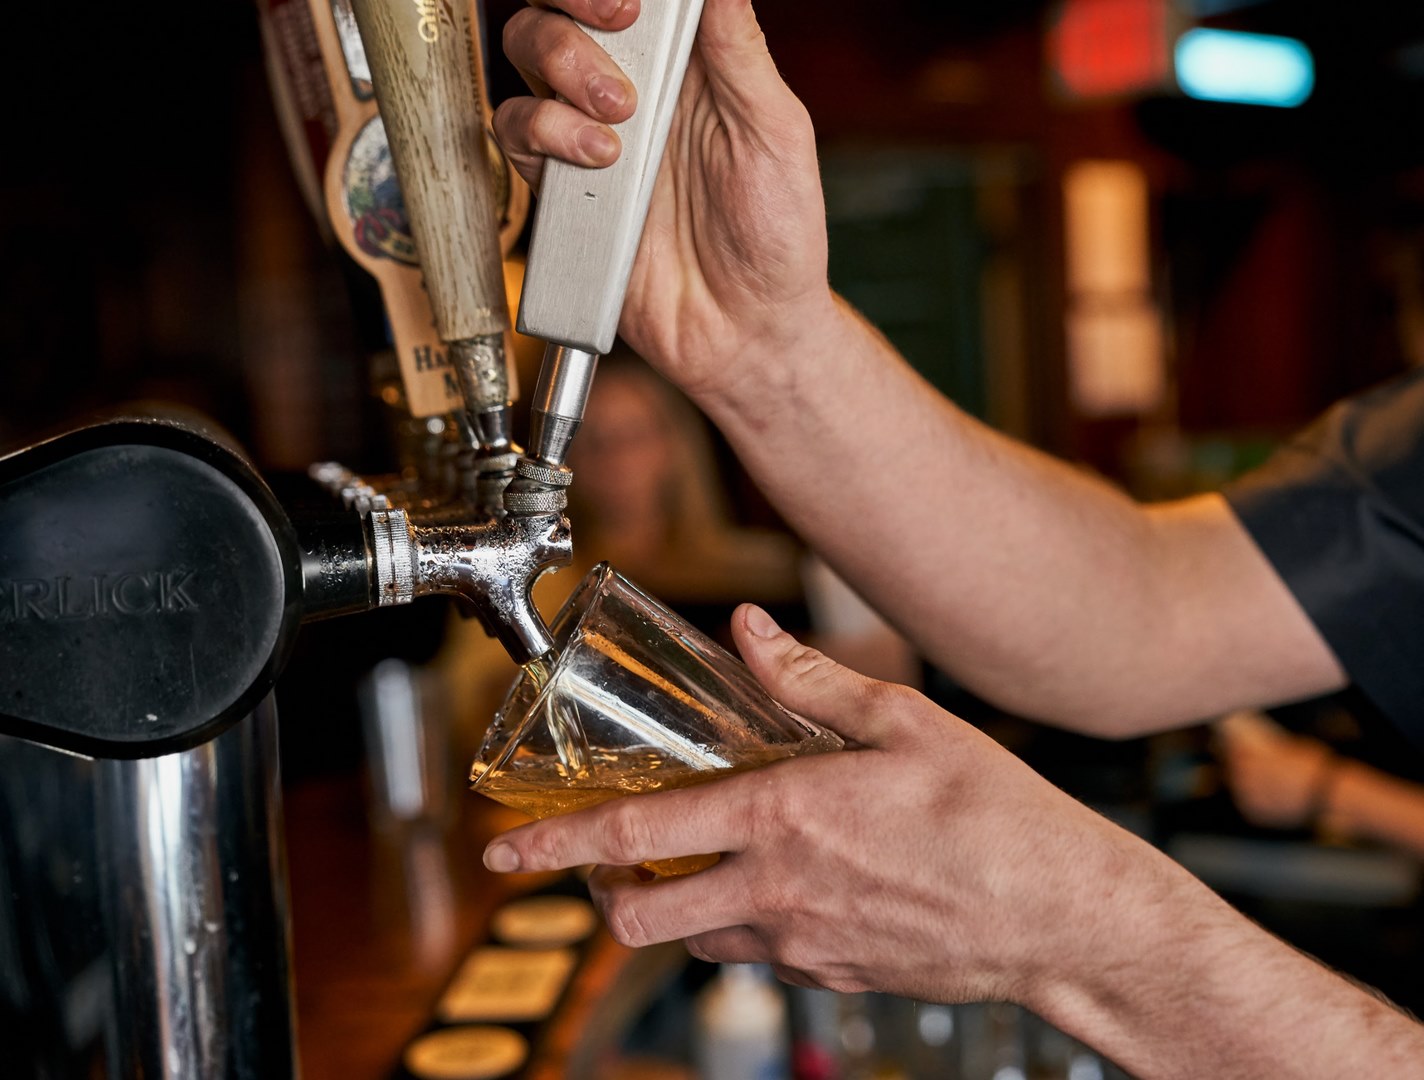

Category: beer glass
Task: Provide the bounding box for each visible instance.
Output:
[470,564,843,874]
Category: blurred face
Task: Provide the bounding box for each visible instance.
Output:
[568,375,675,522]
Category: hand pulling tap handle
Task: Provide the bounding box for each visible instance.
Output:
[515,0,708,471]
[348,0,516,463]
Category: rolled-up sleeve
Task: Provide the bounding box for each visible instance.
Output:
[1223,369,1424,746]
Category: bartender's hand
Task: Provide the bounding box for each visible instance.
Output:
[1215,710,1336,829]
[483,604,1163,1005]
[494,0,841,400]
[482,608,1424,1077]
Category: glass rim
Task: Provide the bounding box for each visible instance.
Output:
[469,561,618,790]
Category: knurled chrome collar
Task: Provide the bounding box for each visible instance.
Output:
[369,509,416,607]
[514,459,574,487]
[503,487,568,515]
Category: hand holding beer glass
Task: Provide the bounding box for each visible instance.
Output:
[470,564,843,875]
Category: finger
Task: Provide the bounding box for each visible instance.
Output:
[732,604,916,748]
[529,0,641,33]
[493,96,621,190]
[483,775,762,874]
[771,964,822,990]
[587,864,642,892]
[503,8,637,123]
[684,925,768,966]
[589,862,753,949]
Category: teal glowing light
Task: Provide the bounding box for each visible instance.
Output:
[1174,28,1315,108]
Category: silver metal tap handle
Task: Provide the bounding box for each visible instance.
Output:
[516,0,707,357]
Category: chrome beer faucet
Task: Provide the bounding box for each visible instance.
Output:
[367,505,570,663]
[337,0,709,662]
[332,0,574,662]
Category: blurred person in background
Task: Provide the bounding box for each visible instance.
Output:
[478,0,1424,1075]
[558,349,804,632]
[561,351,917,683]
[1217,710,1424,859]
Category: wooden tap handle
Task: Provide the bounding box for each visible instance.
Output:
[348,0,509,342]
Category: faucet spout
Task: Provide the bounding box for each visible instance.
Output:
[366,508,572,664]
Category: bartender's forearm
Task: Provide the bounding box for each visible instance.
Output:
[693,298,1344,734]
[1030,850,1424,1078]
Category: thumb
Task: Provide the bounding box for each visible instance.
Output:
[732,604,912,748]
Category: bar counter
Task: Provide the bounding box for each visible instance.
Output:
[285,774,685,1079]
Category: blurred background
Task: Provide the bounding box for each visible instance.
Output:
[4,1,1424,1077]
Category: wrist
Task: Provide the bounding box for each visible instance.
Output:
[1022,830,1221,1032]
[1024,839,1271,1078]
[684,289,858,422]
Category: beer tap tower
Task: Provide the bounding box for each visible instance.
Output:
[0,0,703,1072]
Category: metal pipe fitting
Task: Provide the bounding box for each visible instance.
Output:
[449,337,521,516]
[527,345,599,469]
[367,507,571,664]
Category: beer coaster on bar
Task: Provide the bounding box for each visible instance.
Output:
[403,1026,528,1080]
[490,896,598,949]
[438,947,578,1024]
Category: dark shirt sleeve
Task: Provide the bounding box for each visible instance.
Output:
[1222,368,1424,747]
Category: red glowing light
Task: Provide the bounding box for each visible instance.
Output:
[1048,0,1174,100]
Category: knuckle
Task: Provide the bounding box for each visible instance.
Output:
[537,16,585,76]
[756,779,806,837]
[601,892,653,949]
[770,963,815,989]
[783,642,837,684]
[601,801,654,865]
[861,676,910,712]
[767,934,813,974]
[821,973,868,995]
[502,8,535,56]
[520,824,566,868]
[505,10,587,87]
[526,99,568,154]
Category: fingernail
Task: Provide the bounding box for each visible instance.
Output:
[594,0,628,20]
[577,125,619,163]
[484,842,521,873]
[745,605,781,639]
[588,75,628,118]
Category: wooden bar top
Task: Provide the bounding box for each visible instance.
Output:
[284,775,608,1079]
